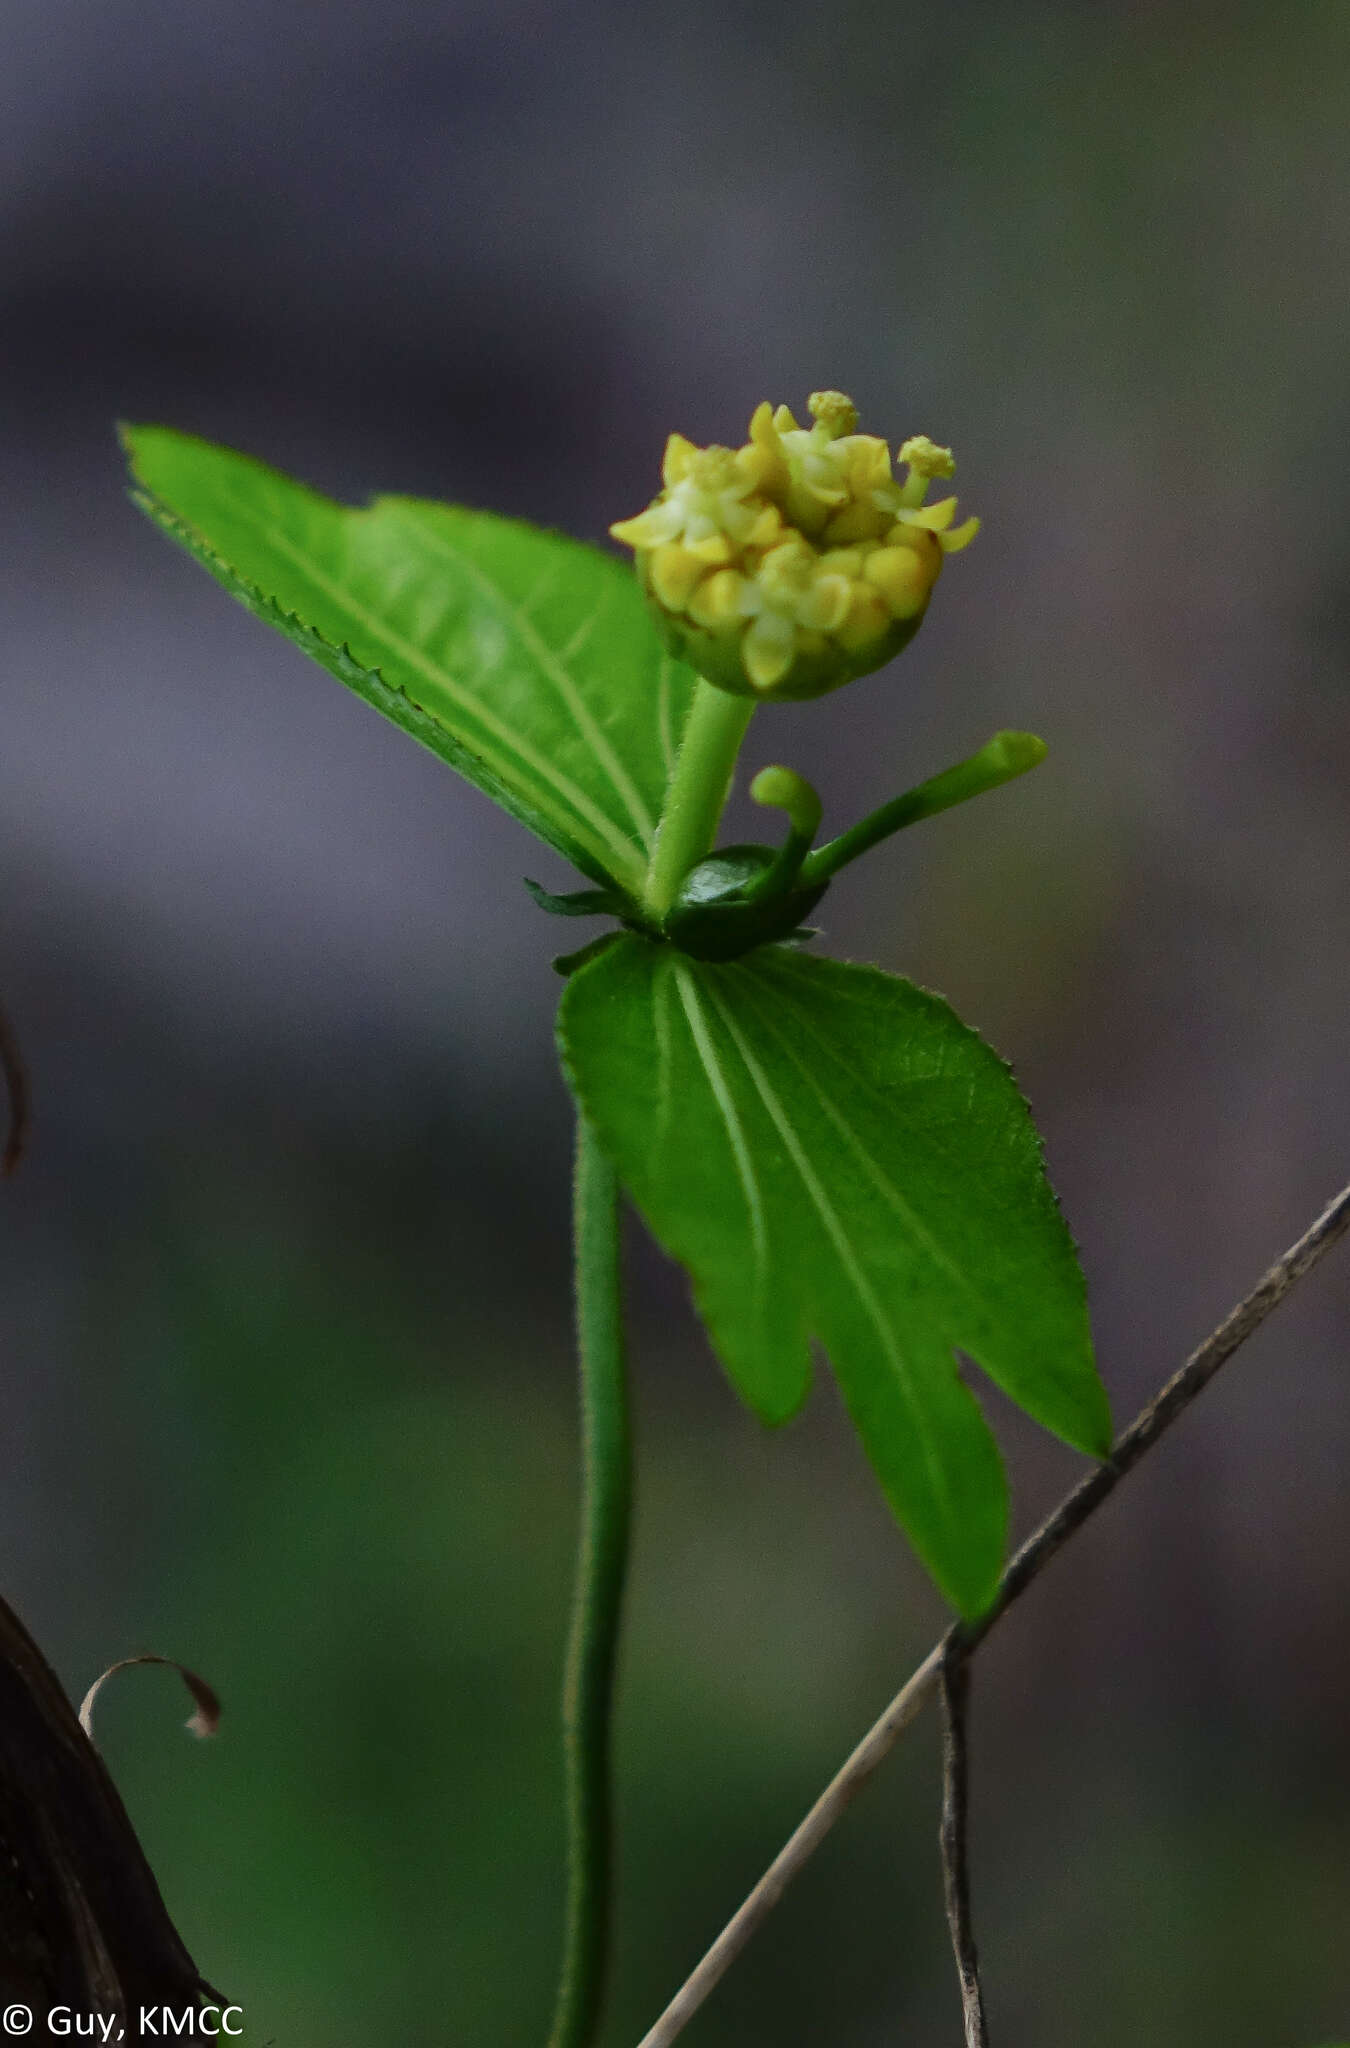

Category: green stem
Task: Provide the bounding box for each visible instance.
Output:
[643,681,755,922]
[799,730,1047,890]
[548,1115,632,2048]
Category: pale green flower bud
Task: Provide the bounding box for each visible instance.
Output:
[610,394,978,701]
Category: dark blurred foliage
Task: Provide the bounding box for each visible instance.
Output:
[1,1,1349,2041]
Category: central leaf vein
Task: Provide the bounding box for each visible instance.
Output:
[736,975,972,1300]
[702,979,955,1519]
[380,505,659,853]
[672,963,769,1276]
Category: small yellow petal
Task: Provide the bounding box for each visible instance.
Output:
[897,495,958,532]
[662,434,698,488]
[735,441,775,490]
[609,509,663,547]
[834,585,892,654]
[745,503,784,548]
[864,545,936,619]
[783,482,836,537]
[821,499,889,546]
[816,547,865,579]
[685,531,735,566]
[757,537,815,599]
[773,403,800,434]
[743,619,796,692]
[687,568,744,630]
[883,520,933,551]
[748,400,782,456]
[648,542,704,612]
[838,436,893,495]
[939,516,981,554]
[797,573,853,633]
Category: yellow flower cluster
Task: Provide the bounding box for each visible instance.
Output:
[610,393,979,701]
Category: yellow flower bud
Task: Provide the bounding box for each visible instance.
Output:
[864,543,938,620]
[661,433,699,487]
[686,567,744,630]
[648,541,703,612]
[610,393,978,700]
[835,584,893,655]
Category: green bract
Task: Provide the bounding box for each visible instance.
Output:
[559,938,1109,1615]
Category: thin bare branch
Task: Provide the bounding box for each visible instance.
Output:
[939,1650,988,2047]
[634,1179,1350,2048]
[634,1645,945,2048]
[955,1176,1350,1660]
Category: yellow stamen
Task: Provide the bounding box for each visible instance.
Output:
[807,390,860,438]
[898,435,956,480]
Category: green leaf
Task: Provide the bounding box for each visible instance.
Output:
[558,937,1110,1615]
[121,425,696,894]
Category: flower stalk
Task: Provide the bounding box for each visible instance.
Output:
[643,681,755,922]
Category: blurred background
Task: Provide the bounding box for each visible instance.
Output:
[1,1,1348,2040]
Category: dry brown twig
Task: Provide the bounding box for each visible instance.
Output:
[635,1179,1350,2048]
[939,1650,988,2047]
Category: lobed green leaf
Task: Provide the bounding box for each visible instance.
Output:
[559,937,1111,1615]
[121,426,696,893]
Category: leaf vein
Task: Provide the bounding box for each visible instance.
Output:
[672,964,770,1283]
[701,980,954,1519]
[211,490,646,888]
[380,505,659,852]
[733,974,972,1299]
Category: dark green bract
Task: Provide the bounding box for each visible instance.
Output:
[664,845,828,960]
